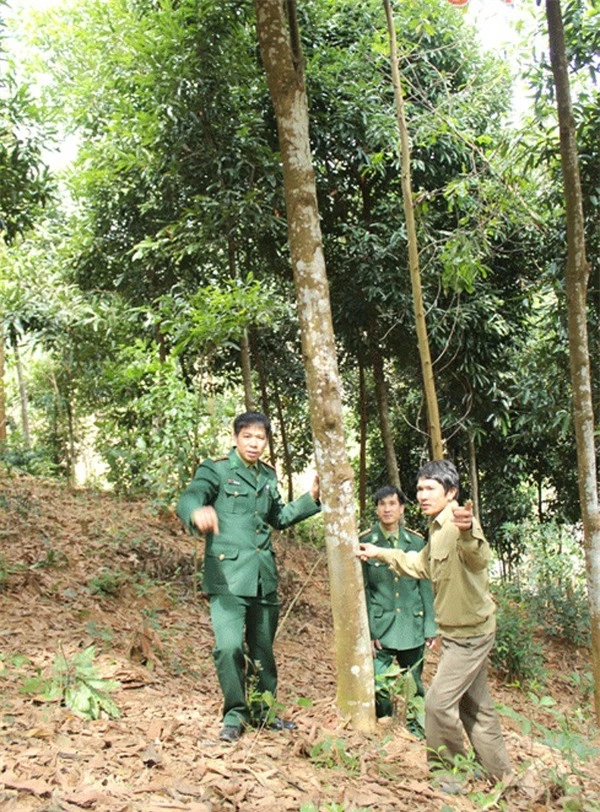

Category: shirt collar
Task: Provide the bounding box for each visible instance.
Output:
[431,500,458,528]
[234,449,258,470]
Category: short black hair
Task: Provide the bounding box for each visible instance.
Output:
[417,459,459,495]
[233,411,271,437]
[373,485,406,506]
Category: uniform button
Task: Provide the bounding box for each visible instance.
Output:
[219,554,225,561]
[256,529,260,534]
[396,608,401,613]
[394,577,399,583]
[234,491,238,496]
[395,593,400,598]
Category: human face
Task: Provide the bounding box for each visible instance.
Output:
[376,494,404,532]
[234,423,269,465]
[416,478,456,517]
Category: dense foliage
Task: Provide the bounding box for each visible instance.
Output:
[1,0,596,632]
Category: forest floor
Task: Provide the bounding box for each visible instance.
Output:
[0,471,598,812]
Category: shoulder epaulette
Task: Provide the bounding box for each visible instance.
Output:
[405,526,424,539]
[259,460,276,472]
[359,528,375,540]
[212,456,228,463]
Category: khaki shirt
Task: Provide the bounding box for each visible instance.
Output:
[374,502,496,638]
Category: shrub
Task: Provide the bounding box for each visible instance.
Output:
[490,583,545,685]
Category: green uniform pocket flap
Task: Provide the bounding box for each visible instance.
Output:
[207,548,240,561]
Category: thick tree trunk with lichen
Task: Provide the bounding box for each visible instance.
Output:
[546,0,600,722]
[255,0,375,731]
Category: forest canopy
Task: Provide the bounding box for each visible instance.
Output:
[0,0,597,577]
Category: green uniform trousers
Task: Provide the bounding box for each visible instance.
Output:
[374,644,425,718]
[209,591,280,728]
[425,633,512,780]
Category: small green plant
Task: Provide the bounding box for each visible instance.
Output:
[490,582,545,685]
[31,545,69,570]
[499,692,599,774]
[247,668,285,728]
[309,735,360,774]
[20,645,120,720]
[375,661,425,730]
[290,513,326,548]
[86,620,115,643]
[87,568,125,597]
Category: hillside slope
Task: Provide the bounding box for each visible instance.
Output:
[0,471,598,811]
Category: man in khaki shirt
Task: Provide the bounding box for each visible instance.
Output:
[358,460,512,785]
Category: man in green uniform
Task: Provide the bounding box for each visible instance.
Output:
[177,411,320,743]
[361,485,437,735]
[358,460,512,786]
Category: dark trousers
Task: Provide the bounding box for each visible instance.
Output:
[374,644,425,718]
[209,591,280,727]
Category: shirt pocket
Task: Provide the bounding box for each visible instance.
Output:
[222,484,251,514]
[430,548,452,589]
[207,547,239,564]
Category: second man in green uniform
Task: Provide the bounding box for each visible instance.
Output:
[361,485,437,734]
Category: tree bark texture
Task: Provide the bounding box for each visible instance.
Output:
[255,0,375,731]
[240,329,256,412]
[546,0,600,721]
[468,431,480,520]
[384,0,443,460]
[12,334,30,449]
[358,348,368,523]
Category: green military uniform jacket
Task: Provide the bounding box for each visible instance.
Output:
[177,449,320,597]
[374,501,496,638]
[361,523,437,651]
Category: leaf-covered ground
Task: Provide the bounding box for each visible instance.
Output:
[0,471,598,812]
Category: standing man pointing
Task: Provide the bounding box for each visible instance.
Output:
[177,411,320,743]
[358,460,512,785]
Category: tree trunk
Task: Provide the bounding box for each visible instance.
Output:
[368,320,401,489]
[12,334,31,449]
[250,329,277,467]
[255,0,375,731]
[468,431,480,520]
[0,323,6,444]
[358,347,368,524]
[227,232,255,410]
[546,0,600,722]
[383,0,443,460]
[240,329,255,412]
[273,380,294,503]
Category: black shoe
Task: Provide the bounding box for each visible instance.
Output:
[219,725,241,743]
[407,720,425,740]
[267,716,297,731]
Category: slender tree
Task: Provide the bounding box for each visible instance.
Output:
[368,317,401,488]
[383,0,443,460]
[545,0,600,721]
[255,0,375,732]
